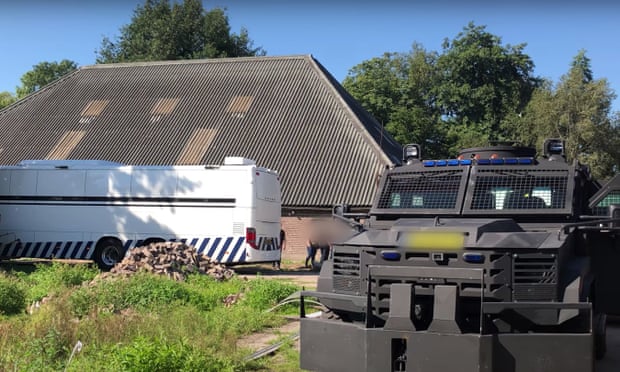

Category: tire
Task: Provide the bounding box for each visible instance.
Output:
[94,238,125,271]
[594,312,607,360]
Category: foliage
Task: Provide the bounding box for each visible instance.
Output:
[342,45,446,158]
[0,268,300,371]
[244,278,299,310]
[16,262,98,302]
[109,336,233,372]
[435,22,540,151]
[0,91,16,110]
[70,272,192,316]
[516,50,619,178]
[97,0,264,63]
[344,22,541,157]
[16,60,78,98]
[0,274,26,315]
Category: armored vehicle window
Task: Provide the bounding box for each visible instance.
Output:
[377,170,463,210]
[592,191,620,216]
[469,169,568,211]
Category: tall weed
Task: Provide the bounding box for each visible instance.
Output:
[18,263,98,302]
[0,274,26,315]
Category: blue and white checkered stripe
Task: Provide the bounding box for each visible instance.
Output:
[0,240,96,260]
[0,235,280,263]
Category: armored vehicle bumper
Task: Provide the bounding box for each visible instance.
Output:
[300,317,593,372]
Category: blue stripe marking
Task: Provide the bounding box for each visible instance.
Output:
[198,238,210,254]
[87,241,95,259]
[40,242,52,258]
[79,242,93,259]
[5,243,14,256]
[70,241,83,259]
[0,243,7,256]
[206,237,221,258]
[190,238,198,247]
[216,237,233,263]
[31,242,42,257]
[11,243,19,257]
[20,242,32,258]
[59,241,72,258]
[226,237,244,263]
[4,242,14,257]
[239,248,247,263]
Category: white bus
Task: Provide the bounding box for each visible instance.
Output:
[0,157,282,270]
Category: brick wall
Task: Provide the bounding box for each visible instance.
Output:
[281,215,357,264]
[281,216,313,263]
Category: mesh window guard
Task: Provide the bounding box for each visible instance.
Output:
[469,169,569,210]
[592,190,620,216]
[376,170,465,210]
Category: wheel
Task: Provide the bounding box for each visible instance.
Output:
[594,312,607,360]
[94,238,125,271]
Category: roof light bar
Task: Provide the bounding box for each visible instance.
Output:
[420,157,533,167]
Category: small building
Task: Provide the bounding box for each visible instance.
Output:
[0,55,402,258]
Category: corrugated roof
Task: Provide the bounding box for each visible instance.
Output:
[0,55,402,208]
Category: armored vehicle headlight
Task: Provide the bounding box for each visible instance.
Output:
[403,144,421,164]
[463,252,485,263]
[381,251,401,261]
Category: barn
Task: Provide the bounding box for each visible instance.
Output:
[0,55,402,259]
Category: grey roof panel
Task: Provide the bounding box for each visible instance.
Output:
[0,55,401,207]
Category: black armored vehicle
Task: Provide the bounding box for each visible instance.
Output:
[300,139,620,372]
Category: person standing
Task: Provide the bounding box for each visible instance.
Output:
[273,229,286,270]
[305,238,318,269]
[319,240,330,264]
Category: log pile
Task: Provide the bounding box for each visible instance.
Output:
[107,242,235,281]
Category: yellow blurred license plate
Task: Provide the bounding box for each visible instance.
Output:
[406,232,465,251]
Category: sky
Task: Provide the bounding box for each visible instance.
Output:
[1,0,619,111]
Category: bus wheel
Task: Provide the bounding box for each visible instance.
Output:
[94,238,125,271]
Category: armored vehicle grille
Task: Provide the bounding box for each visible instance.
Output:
[512,253,557,301]
[332,251,361,293]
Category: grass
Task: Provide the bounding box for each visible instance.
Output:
[0,263,304,371]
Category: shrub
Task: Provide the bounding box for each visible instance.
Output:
[110,336,234,372]
[70,272,191,316]
[24,263,98,302]
[0,275,26,315]
[243,279,298,310]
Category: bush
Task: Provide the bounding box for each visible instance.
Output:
[243,279,298,310]
[110,336,234,372]
[23,263,98,302]
[184,274,244,311]
[70,272,191,316]
[0,275,26,315]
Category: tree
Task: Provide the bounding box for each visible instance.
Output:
[97,0,264,63]
[0,91,16,110]
[16,60,78,99]
[517,50,618,179]
[343,45,446,158]
[344,24,539,158]
[435,23,540,151]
